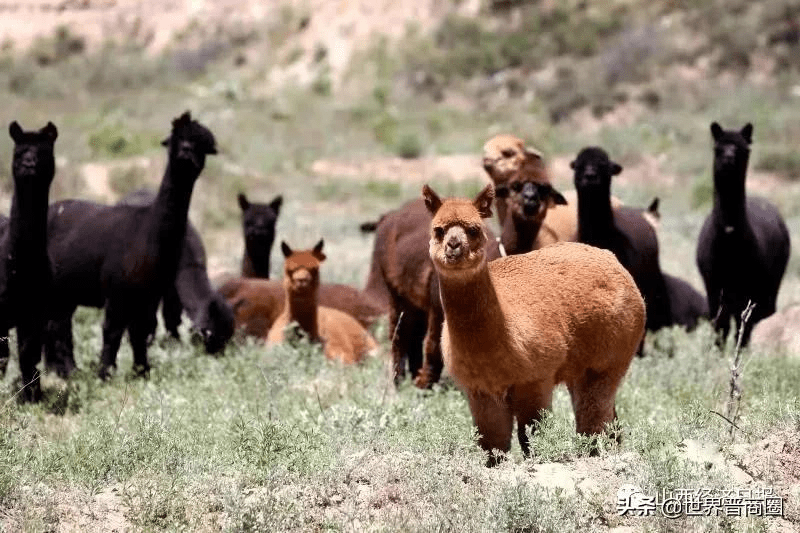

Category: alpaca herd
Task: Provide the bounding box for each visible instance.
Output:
[0,112,792,465]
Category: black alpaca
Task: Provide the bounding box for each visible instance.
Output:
[663,273,708,331]
[239,192,282,278]
[117,189,234,352]
[46,112,217,378]
[696,122,790,346]
[0,121,58,401]
[572,146,672,332]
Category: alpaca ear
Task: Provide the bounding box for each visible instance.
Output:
[237,193,249,211]
[611,162,623,176]
[647,197,660,219]
[524,146,542,160]
[173,111,192,127]
[43,121,58,141]
[710,122,723,141]
[161,137,170,147]
[741,123,753,144]
[312,239,326,261]
[422,184,442,215]
[473,183,495,219]
[206,143,218,155]
[281,241,293,258]
[8,121,22,142]
[269,195,283,214]
[548,186,568,206]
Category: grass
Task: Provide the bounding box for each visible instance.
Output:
[0,3,799,530]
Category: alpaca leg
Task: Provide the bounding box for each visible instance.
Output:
[44,317,76,379]
[509,380,554,458]
[467,389,513,466]
[16,320,44,403]
[162,286,183,340]
[0,326,9,377]
[389,300,421,384]
[568,368,625,453]
[128,316,153,378]
[415,306,444,389]
[98,302,128,380]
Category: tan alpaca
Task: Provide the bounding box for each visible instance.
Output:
[422,184,645,464]
[266,240,377,364]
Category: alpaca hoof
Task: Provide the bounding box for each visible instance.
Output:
[485,451,506,468]
[413,370,434,389]
[132,364,151,379]
[97,364,115,381]
[20,380,42,404]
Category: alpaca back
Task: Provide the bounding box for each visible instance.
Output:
[318,306,377,363]
[441,242,645,394]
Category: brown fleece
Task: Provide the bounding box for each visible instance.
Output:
[265,241,377,364]
[423,184,645,464]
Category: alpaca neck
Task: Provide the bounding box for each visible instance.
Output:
[244,239,271,277]
[713,165,748,230]
[438,262,506,348]
[149,160,198,275]
[501,213,542,254]
[9,184,50,268]
[286,289,320,341]
[576,185,614,244]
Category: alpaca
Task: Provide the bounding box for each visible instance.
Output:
[364,196,502,387]
[45,111,217,378]
[239,192,282,278]
[696,122,790,346]
[220,276,385,336]
[496,167,568,254]
[572,147,672,332]
[116,188,234,352]
[422,184,644,464]
[266,240,377,364]
[663,273,708,331]
[0,121,58,401]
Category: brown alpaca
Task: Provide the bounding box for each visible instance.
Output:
[219,276,385,336]
[422,184,645,465]
[266,240,377,364]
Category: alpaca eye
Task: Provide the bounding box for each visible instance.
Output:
[510,181,523,193]
[434,227,445,239]
[501,148,516,158]
[467,226,480,238]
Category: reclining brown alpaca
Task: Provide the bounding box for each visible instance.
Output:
[422,183,645,465]
[219,276,385,336]
[266,240,377,364]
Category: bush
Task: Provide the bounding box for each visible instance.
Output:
[395,133,423,159]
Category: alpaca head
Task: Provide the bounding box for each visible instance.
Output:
[710,122,752,184]
[570,147,622,192]
[280,239,326,296]
[423,184,494,275]
[239,192,282,254]
[497,168,567,225]
[482,134,543,191]
[9,121,58,185]
[161,111,218,174]
[196,295,235,354]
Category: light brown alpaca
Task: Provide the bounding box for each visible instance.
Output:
[266,240,377,364]
[422,184,645,465]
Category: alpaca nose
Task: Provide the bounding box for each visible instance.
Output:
[445,237,462,259]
